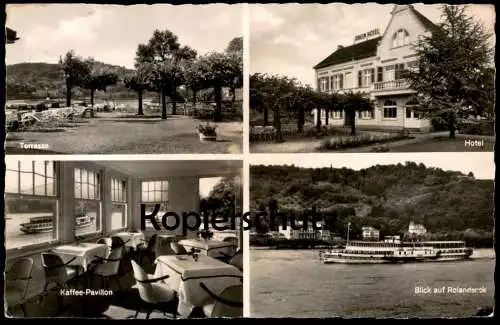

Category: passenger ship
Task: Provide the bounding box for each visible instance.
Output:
[20,214,94,234]
[320,223,473,264]
[321,240,473,264]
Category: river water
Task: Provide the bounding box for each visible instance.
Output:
[250,248,495,318]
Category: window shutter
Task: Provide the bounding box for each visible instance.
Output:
[371,109,374,119]
[371,68,375,83]
[317,79,321,91]
[377,67,383,82]
[358,71,362,87]
[340,74,344,89]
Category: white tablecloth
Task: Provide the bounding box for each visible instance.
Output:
[115,232,145,249]
[154,254,242,316]
[52,243,109,271]
[179,239,237,258]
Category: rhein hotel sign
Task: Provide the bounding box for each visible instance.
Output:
[354,28,380,42]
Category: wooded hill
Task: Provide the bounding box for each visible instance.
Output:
[6,62,136,100]
[250,163,494,245]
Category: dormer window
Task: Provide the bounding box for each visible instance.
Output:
[392,29,410,48]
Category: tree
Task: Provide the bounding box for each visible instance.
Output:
[135,30,197,119]
[124,63,153,115]
[405,5,494,139]
[184,59,205,109]
[81,59,118,107]
[226,37,243,103]
[336,91,374,135]
[59,50,90,107]
[197,52,243,122]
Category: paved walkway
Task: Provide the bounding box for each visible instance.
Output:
[250,131,493,153]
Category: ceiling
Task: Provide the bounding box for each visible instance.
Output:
[95,160,243,178]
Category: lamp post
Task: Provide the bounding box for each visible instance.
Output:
[346,222,351,246]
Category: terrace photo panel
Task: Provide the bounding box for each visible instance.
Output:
[249,153,495,318]
[5,3,243,154]
[4,158,244,318]
[249,3,495,153]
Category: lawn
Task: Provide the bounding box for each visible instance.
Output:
[250,131,494,153]
[5,112,242,154]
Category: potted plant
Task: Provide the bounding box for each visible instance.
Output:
[197,123,217,141]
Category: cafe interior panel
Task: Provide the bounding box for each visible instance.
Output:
[4,158,244,318]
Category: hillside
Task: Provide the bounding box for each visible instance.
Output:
[6,62,136,100]
[250,163,494,245]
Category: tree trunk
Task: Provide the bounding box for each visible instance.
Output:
[448,111,456,139]
[192,89,197,115]
[214,86,222,122]
[161,88,167,120]
[66,81,72,107]
[263,105,269,126]
[274,105,283,143]
[90,89,95,107]
[316,107,322,133]
[137,90,144,115]
[325,108,329,126]
[231,86,236,103]
[349,110,356,136]
[171,84,177,115]
[297,107,305,133]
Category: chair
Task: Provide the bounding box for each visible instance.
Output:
[90,246,124,292]
[130,260,177,319]
[5,258,34,316]
[170,241,188,255]
[97,237,112,247]
[41,253,80,312]
[216,250,243,271]
[137,234,157,265]
[200,283,243,317]
[156,237,175,257]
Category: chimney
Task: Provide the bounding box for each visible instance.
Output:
[337,45,344,50]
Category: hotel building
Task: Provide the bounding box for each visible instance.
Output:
[313,5,436,132]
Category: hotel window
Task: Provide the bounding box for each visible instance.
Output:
[358,110,375,119]
[394,63,406,80]
[377,67,383,82]
[141,180,169,229]
[358,68,375,87]
[111,178,127,231]
[392,29,410,47]
[332,74,344,91]
[74,168,102,236]
[405,100,421,119]
[330,110,343,119]
[5,160,58,250]
[383,100,398,118]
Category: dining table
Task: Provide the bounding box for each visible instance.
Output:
[114,231,146,250]
[178,238,237,258]
[154,254,242,317]
[52,242,109,272]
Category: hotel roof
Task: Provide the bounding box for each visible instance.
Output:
[313,6,437,70]
[313,36,382,70]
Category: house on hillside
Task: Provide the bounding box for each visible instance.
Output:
[313,5,436,132]
[408,221,427,236]
[362,226,380,241]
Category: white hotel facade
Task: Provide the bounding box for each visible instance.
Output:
[313,5,436,132]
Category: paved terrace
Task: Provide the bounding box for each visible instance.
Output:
[5,112,243,154]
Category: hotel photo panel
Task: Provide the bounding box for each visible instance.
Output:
[249,3,494,154]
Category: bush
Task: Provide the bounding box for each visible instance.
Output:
[198,123,217,136]
[319,132,411,151]
[458,120,494,136]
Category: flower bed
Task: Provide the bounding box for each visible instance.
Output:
[319,131,412,151]
[250,124,347,142]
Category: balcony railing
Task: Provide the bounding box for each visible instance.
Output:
[373,79,410,91]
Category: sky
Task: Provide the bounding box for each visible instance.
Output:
[5,4,243,69]
[199,177,223,198]
[249,153,495,180]
[250,3,496,86]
